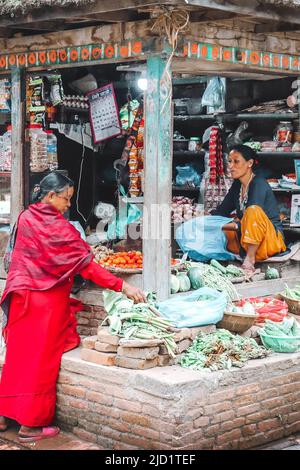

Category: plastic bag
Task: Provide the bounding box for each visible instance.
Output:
[201,77,225,113]
[175,215,237,261]
[175,165,201,187]
[157,287,227,328]
[69,221,86,240]
[107,185,141,240]
[239,297,288,324]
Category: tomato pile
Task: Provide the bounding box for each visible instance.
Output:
[100,251,178,269]
[101,251,143,269]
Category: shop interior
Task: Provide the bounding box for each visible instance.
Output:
[1,63,300,270]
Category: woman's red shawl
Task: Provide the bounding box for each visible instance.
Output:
[1,203,93,327]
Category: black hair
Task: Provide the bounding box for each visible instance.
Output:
[31,171,74,203]
[228,144,257,162]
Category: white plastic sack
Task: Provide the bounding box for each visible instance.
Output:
[157,287,227,328]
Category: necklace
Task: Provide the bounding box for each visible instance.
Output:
[239,173,254,212]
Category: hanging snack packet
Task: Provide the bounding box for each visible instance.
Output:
[0,79,11,112]
[48,74,64,106]
[28,76,45,112]
[119,99,140,130]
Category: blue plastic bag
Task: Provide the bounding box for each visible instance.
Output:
[107,185,141,240]
[175,215,237,261]
[157,287,226,328]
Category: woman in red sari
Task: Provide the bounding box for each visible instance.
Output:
[0,172,145,442]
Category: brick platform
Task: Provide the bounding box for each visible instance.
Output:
[21,347,298,450]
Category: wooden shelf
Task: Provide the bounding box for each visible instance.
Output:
[173,150,204,158]
[257,152,300,159]
[174,112,298,121]
[172,186,200,192]
[272,187,300,193]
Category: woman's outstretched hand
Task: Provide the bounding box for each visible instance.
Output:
[122,281,147,303]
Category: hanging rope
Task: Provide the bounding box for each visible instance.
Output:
[150,7,190,114]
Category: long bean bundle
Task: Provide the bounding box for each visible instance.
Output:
[102,290,177,357]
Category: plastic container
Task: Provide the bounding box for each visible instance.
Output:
[45,130,58,170]
[188,137,201,152]
[2,124,12,172]
[275,121,293,144]
[259,331,300,353]
[28,124,48,173]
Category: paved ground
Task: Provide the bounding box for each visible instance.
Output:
[0,424,101,450]
[1,428,299,450]
[255,433,300,450]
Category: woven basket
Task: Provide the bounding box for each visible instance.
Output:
[217,311,257,334]
[279,293,300,316]
[100,265,142,274]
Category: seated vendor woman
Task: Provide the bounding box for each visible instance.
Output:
[211,144,286,275]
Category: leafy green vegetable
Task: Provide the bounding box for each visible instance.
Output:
[103,290,177,357]
[181,329,268,371]
[265,266,280,280]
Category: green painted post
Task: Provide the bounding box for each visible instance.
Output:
[10,68,25,226]
[143,54,173,300]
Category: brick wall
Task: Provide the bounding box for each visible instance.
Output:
[53,348,300,450]
[76,305,106,337]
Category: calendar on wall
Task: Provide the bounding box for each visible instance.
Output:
[87,84,121,144]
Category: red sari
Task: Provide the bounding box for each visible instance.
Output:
[0,203,123,427]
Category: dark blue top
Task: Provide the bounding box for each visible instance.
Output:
[211,175,284,235]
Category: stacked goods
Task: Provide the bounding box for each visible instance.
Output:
[171,196,201,224]
[81,325,216,369]
[181,329,268,372]
[61,95,89,110]
[126,113,144,197]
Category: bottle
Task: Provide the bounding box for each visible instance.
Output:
[2,124,12,172]
[45,130,58,170]
[28,124,48,173]
[188,137,201,152]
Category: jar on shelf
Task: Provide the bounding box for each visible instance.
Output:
[188,137,201,152]
[45,130,58,170]
[28,124,48,173]
[274,121,293,144]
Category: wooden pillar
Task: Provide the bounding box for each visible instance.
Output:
[143,55,173,300]
[10,68,25,226]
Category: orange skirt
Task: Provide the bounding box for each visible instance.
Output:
[225,205,286,262]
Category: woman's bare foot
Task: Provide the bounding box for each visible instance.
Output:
[241,258,256,280]
[0,416,8,432]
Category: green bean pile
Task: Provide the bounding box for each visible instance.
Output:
[180,329,268,371]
